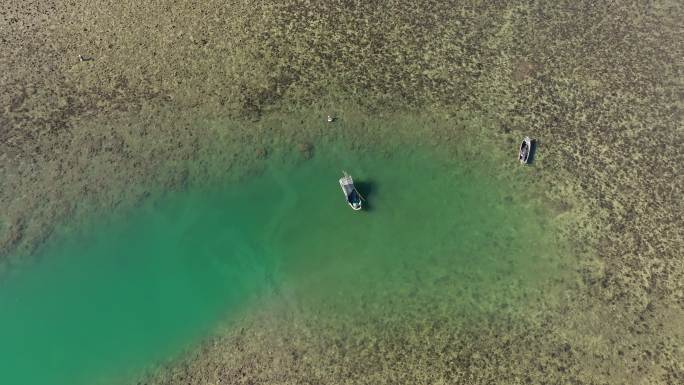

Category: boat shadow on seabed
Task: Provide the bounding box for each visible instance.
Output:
[527,139,538,164]
[354,180,376,212]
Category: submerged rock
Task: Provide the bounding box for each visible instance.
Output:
[255,147,268,159]
[297,142,314,160]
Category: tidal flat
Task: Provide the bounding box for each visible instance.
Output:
[1,1,682,384]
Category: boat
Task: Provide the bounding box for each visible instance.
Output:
[339,171,362,211]
[519,136,533,164]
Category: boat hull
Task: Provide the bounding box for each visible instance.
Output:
[339,174,362,211]
[519,136,533,164]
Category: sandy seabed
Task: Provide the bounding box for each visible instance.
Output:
[1,1,682,384]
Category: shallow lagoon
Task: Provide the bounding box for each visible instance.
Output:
[0,144,569,385]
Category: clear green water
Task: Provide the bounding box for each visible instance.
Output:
[0,144,567,385]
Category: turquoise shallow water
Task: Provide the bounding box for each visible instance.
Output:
[0,145,567,385]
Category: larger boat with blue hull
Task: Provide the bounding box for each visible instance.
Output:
[339,171,362,211]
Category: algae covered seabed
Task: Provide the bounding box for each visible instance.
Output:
[1,1,682,384]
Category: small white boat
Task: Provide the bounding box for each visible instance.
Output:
[339,171,362,211]
[519,136,533,164]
